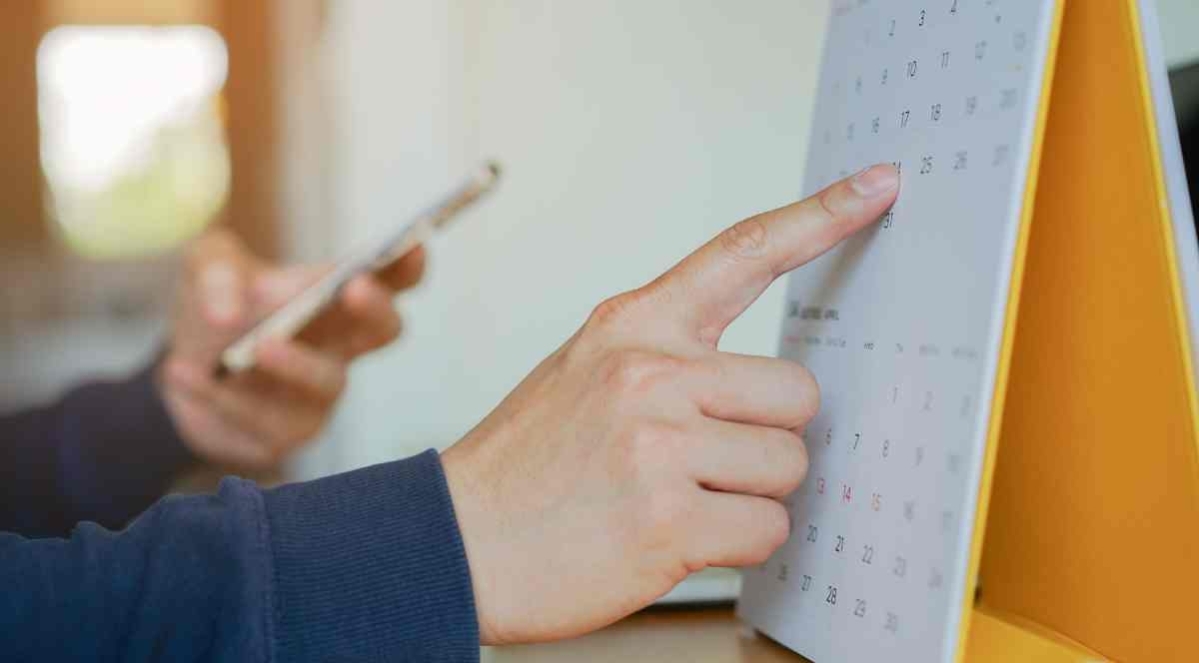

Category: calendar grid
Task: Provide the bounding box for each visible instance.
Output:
[738,1,1060,661]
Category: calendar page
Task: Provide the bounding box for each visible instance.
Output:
[737,1,1058,662]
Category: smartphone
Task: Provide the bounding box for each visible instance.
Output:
[217,160,503,376]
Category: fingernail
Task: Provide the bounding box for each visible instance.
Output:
[850,164,899,197]
[202,262,241,324]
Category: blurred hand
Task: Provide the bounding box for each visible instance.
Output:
[441,164,899,645]
[159,228,426,470]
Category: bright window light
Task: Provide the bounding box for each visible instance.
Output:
[37,25,231,259]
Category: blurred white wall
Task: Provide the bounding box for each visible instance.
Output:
[306,0,829,474]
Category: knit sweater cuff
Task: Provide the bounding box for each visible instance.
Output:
[263,450,480,662]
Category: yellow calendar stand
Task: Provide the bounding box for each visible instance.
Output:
[958,1,1199,661]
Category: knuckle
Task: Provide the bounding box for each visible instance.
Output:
[600,350,678,398]
[620,420,677,472]
[718,216,770,261]
[588,293,636,329]
[638,488,689,540]
[814,185,842,223]
[617,428,693,552]
[586,288,654,332]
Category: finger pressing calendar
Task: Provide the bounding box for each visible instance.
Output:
[737,1,1199,662]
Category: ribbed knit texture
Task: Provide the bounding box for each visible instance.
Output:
[264,450,480,662]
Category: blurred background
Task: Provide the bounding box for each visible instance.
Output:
[2,0,1199,606]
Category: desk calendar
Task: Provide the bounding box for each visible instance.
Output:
[737,1,1199,662]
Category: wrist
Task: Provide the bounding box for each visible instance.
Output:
[440,441,504,646]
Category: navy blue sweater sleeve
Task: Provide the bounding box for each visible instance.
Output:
[0,366,196,538]
[1,450,480,662]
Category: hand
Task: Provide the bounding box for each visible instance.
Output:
[159,228,426,470]
[441,164,899,645]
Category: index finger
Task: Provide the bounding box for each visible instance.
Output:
[653,164,898,344]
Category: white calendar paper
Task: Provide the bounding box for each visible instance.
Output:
[737,1,1058,661]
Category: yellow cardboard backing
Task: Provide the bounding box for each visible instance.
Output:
[971,0,1199,661]
[967,605,1106,663]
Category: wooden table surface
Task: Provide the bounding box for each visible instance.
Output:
[485,607,810,663]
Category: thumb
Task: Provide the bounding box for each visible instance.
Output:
[650,164,898,344]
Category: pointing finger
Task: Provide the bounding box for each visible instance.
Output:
[652,164,898,345]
